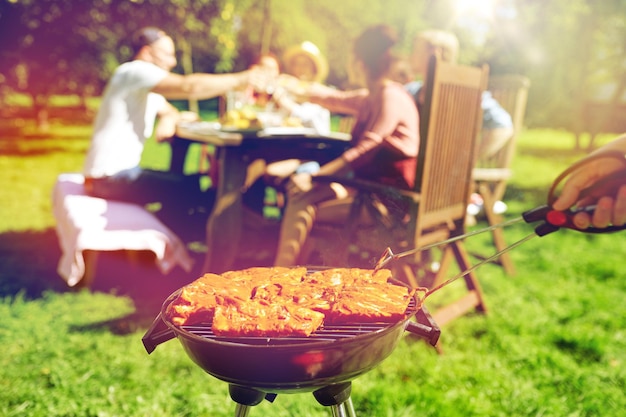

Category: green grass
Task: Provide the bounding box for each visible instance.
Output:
[0,113,625,416]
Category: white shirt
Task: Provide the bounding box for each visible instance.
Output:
[83,60,169,177]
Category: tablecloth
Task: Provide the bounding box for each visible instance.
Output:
[52,173,194,287]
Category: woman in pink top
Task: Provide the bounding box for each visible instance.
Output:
[274,24,419,266]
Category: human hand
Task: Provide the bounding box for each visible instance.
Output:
[154,114,178,142]
[552,159,626,228]
[248,65,278,95]
[277,74,311,100]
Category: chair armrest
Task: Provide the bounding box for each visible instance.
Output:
[472,168,512,182]
[312,175,421,203]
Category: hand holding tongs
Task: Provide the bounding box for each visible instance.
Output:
[375,151,626,295]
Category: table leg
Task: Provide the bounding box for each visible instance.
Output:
[169,137,191,174]
[202,147,248,273]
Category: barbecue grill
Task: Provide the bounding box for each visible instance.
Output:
[143,280,440,417]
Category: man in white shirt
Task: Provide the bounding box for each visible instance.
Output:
[83,27,261,240]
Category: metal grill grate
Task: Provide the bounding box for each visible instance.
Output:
[180,297,418,346]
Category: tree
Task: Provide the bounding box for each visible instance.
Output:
[0,0,255,129]
[1,0,625,135]
[480,0,626,137]
[0,0,104,128]
[235,0,427,87]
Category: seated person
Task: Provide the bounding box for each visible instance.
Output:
[404,29,514,218]
[272,24,420,266]
[387,55,416,86]
[83,27,262,240]
[275,42,332,134]
[405,29,514,161]
[249,51,331,134]
[242,53,282,110]
[240,48,333,215]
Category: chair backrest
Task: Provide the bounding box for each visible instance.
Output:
[478,74,530,169]
[300,56,487,282]
[336,114,356,133]
[409,55,489,245]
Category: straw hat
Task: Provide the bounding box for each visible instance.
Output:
[282,41,329,83]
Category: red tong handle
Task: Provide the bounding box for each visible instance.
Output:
[524,167,626,236]
[521,205,626,236]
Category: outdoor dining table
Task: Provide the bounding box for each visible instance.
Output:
[171,121,352,273]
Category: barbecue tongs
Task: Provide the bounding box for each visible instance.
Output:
[375,150,626,295]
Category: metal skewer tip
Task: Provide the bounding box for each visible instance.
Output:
[374,247,396,271]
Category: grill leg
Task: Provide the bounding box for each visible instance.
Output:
[313,383,356,417]
[329,397,356,417]
[234,403,252,417]
[229,385,265,417]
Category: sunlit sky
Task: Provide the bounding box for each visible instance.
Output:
[452,0,518,46]
[454,0,499,20]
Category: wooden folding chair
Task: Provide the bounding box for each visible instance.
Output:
[336,113,355,133]
[472,75,530,275]
[304,55,489,328]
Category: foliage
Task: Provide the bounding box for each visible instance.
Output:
[243,0,427,86]
[490,0,626,130]
[0,0,255,99]
[1,0,625,131]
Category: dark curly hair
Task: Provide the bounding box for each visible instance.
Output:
[353,24,398,79]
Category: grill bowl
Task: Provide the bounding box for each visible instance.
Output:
[142,274,438,393]
[167,290,406,392]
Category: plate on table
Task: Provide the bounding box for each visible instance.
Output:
[220,126,264,134]
[177,121,245,145]
[178,121,222,135]
[259,127,319,137]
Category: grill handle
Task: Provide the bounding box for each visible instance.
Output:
[405,307,441,347]
[142,313,176,354]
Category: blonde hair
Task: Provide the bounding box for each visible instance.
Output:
[414,30,460,64]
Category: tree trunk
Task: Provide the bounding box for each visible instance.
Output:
[33,93,49,133]
[260,0,272,55]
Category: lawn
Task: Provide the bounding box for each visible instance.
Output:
[0,112,624,416]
